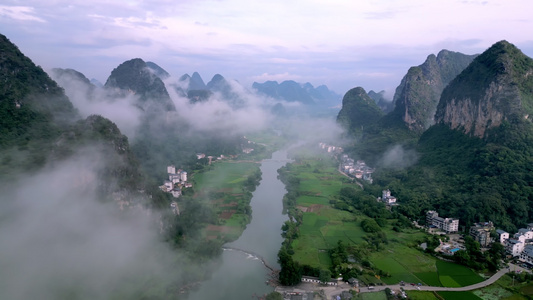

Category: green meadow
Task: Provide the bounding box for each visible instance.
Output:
[405,291,440,300]
[193,161,258,192]
[359,292,387,300]
[284,153,487,292]
[192,161,260,242]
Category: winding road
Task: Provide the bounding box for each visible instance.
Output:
[276,264,526,299]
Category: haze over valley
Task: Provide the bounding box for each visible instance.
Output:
[2,1,533,299]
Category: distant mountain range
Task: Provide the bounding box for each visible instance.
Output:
[252,80,341,106]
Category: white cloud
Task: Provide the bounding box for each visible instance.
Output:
[0,5,46,22]
[2,0,533,93]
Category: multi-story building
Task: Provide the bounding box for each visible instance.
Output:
[500,223,533,257]
[380,190,397,205]
[426,211,459,233]
[469,221,494,247]
[496,229,509,244]
[520,245,533,265]
[505,238,525,256]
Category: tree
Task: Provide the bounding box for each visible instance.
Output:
[319,269,332,284]
[361,218,382,233]
[453,250,471,265]
[278,248,302,285]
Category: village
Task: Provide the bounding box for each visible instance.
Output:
[425,209,533,267]
[318,142,533,266]
[277,213,533,300]
[158,137,258,216]
[318,142,374,184]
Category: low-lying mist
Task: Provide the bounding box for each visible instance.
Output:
[51,70,142,139]
[165,76,273,136]
[0,148,186,300]
[377,144,419,169]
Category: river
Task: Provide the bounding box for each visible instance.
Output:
[188,150,291,299]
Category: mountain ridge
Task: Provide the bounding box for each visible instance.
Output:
[390,49,477,132]
[105,58,176,112]
[435,40,533,138]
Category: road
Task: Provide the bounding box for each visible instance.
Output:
[276,264,522,299]
[337,164,363,189]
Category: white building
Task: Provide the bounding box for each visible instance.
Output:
[500,224,533,257]
[171,188,182,198]
[516,228,533,242]
[167,165,176,174]
[170,201,180,215]
[520,245,533,265]
[426,211,459,233]
[164,180,173,192]
[180,171,187,182]
[506,239,525,257]
[169,174,181,184]
[496,229,509,244]
[381,189,397,204]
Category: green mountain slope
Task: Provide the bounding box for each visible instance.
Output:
[105,58,176,111]
[0,34,77,174]
[0,34,144,198]
[337,87,384,135]
[390,50,476,132]
[377,41,533,231]
[436,40,533,137]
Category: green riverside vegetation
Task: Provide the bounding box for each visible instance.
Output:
[275,149,484,291]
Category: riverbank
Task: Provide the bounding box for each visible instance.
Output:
[187,150,291,299]
[273,148,513,299]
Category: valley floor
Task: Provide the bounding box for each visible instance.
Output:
[276,266,512,299]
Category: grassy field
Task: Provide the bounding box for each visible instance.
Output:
[437,291,482,300]
[471,274,529,300]
[284,155,364,269]
[436,260,484,287]
[283,152,492,296]
[292,208,364,268]
[192,161,260,242]
[405,291,440,300]
[369,247,484,288]
[193,161,258,192]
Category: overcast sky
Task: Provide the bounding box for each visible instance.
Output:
[2,0,533,95]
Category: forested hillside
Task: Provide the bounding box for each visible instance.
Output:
[375,41,533,232]
[0,34,77,176]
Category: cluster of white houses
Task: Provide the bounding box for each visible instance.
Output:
[318,143,374,182]
[160,165,192,198]
[339,155,374,183]
[497,224,533,264]
[318,142,343,154]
